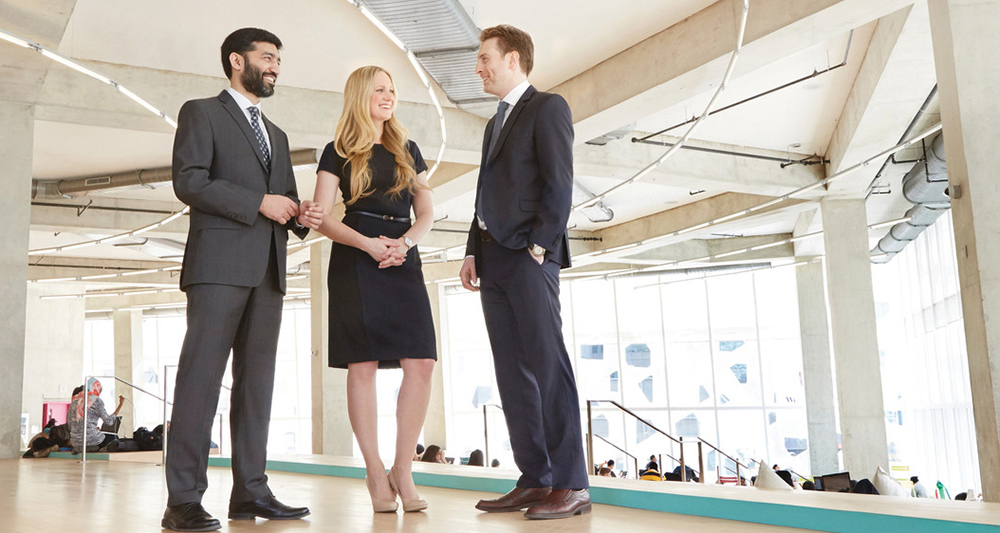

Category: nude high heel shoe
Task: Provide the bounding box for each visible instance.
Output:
[366,474,399,513]
[388,467,427,512]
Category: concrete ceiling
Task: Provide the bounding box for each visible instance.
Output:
[1,0,945,306]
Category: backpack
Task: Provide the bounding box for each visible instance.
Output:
[133,426,163,451]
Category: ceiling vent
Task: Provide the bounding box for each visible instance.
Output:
[358,0,494,109]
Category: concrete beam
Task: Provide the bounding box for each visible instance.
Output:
[576,138,825,198]
[33,61,488,162]
[575,192,813,267]
[620,234,794,264]
[551,0,913,144]
[825,3,936,196]
[0,0,77,105]
[31,196,189,237]
[28,256,180,284]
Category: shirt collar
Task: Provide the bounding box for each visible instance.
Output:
[500,80,531,108]
[226,87,260,114]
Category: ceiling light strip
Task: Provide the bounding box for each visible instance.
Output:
[0,26,191,258]
[572,0,750,212]
[0,27,178,128]
[633,257,822,290]
[28,205,192,256]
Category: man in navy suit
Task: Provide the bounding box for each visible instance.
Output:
[460,24,590,520]
[161,28,321,532]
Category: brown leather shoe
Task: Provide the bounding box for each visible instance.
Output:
[524,488,591,519]
[475,486,552,512]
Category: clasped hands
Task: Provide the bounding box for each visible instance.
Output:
[259,194,325,228]
[367,235,408,269]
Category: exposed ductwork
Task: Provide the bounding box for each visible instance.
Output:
[871,133,949,263]
[359,0,493,109]
[31,150,319,200]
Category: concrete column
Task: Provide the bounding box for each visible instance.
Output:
[928,0,1000,502]
[0,102,32,458]
[423,283,448,448]
[795,259,840,476]
[113,309,142,437]
[820,198,888,476]
[22,284,85,437]
[309,241,352,455]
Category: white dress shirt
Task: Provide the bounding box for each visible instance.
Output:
[476,80,532,233]
[226,87,271,153]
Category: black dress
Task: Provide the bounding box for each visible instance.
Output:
[317,140,437,369]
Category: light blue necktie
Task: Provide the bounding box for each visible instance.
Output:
[476,100,511,225]
[486,100,510,159]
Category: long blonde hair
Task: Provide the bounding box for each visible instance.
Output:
[334,66,425,205]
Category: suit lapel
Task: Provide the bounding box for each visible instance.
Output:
[218,91,270,174]
[263,114,280,186]
[487,85,536,165]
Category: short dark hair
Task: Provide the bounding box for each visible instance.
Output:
[221,28,282,79]
[480,25,533,76]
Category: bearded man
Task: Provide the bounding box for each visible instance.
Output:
[161,27,322,532]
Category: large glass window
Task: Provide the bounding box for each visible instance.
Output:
[872,212,979,494]
[440,266,808,483]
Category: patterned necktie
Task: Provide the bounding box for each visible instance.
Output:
[486,100,510,159]
[248,106,271,168]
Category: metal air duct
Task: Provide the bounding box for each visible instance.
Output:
[870,133,950,263]
[31,150,319,200]
[359,0,493,108]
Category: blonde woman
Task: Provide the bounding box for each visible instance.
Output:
[310,66,435,513]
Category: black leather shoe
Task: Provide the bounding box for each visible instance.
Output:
[228,495,310,520]
[161,503,221,532]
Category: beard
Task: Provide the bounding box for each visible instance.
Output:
[241,57,275,98]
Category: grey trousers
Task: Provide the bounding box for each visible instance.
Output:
[165,250,282,506]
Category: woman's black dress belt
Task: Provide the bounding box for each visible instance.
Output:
[352,210,411,223]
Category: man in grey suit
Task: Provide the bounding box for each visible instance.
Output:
[162,27,322,532]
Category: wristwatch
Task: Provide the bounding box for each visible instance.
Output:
[529,244,546,257]
[403,236,415,250]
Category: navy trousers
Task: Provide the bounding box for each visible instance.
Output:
[478,237,589,490]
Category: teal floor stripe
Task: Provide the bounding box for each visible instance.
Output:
[44,454,994,532]
[48,451,109,460]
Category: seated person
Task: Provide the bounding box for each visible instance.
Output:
[68,378,124,452]
[672,464,699,482]
[468,449,485,466]
[598,467,613,477]
[420,444,447,464]
[640,461,662,481]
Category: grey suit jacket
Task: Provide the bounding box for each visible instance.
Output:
[172,90,307,293]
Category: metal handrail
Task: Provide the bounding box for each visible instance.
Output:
[81,374,166,465]
[682,436,753,483]
[586,399,689,481]
[80,370,233,466]
[482,403,503,468]
[592,434,639,479]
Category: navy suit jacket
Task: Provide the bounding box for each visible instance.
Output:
[466,85,574,268]
[172,90,307,293]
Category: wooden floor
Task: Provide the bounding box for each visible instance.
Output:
[4,459,808,532]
